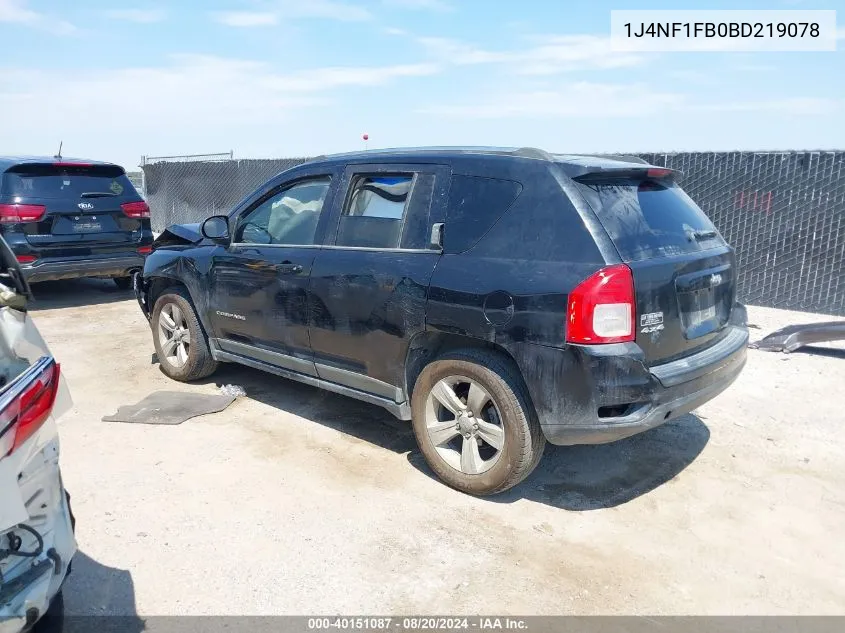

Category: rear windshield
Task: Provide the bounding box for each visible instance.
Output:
[2,164,138,201]
[574,179,725,262]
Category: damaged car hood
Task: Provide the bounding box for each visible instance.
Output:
[153,223,206,249]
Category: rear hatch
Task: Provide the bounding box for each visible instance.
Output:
[1,162,146,257]
[572,166,736,366]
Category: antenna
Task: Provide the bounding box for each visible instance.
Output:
[54,141,63,160]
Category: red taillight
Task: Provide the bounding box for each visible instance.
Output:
[566,264,636,345]
[0,360,61,457]
[646,168,673,179]
[0,203,47,223]
[121,201,150,219]
[16,254,37,264]
[138,246,152,255]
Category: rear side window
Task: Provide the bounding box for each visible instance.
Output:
[574,180,725,262]
[445,175,522,253]
[2,164,138,201]
[336,173,435,250]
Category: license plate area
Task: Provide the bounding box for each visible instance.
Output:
[52,216,105,235]
[676,266,732,340]
[683,291,717,328]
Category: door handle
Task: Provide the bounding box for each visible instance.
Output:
[277,262,303,275]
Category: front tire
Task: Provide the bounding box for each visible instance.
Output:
[151,288,218,381]
[410,350,545,496]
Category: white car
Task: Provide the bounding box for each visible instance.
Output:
[0,237,75,632]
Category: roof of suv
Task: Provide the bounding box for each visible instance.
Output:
[0,156,123,173]
[306,146,653,174]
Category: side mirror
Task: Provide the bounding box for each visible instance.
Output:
[202,215,230,244]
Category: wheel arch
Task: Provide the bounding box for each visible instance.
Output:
[404,331,530,404]
[146,275,215,340]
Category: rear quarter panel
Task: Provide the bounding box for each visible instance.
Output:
[424,162,609,424]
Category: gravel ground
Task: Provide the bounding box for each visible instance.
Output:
[26,279,845,616]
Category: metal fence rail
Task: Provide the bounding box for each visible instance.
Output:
[142,151,845,316]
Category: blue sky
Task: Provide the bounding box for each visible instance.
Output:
[1,0,843,169]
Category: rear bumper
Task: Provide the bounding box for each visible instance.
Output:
[133,272,151,320]
[512,313,749,446]
[19,255,145,283]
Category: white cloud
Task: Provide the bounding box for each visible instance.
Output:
[0,55,438,130]
[382,0,453,11]
[0,0,75,34]
[384,26,408,36]
[214,0,371,25]
[214,11,278,27]
[415,34,647,74]
[422,83,683,119]
[106,8,166,23]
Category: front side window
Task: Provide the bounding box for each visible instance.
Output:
[236,177,331,245]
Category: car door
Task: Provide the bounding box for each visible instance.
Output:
[207,170,338,377]
[308,163,449,401]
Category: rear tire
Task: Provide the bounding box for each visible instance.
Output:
[410,349,545,496]
[113,276,132,290]
[151,288,218,381]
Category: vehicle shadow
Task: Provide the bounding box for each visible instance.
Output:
[407,413,710,510]
[27,279,134,311]
[36,550,144,632]
[490,414,709,510]
[195,364,708,509]
[195,363,418,454]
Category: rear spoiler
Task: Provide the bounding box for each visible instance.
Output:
[7,162,126,176]
[572,166,683,185]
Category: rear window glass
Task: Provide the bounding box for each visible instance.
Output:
[2,165,138,201]
[574,180,725,262]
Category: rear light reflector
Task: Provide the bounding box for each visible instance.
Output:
[0,203,47,223]
[566,264,636,344]
[16,254,37,264]
[121,201,150,219]
[138,246,152,255]
[0,358,61,457]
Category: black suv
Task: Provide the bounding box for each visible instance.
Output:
[135,147,748,495]
[0,157,153,287]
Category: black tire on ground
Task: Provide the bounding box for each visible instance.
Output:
[113,276,132,290]
[151,287,218,382]
[410,349,546,496]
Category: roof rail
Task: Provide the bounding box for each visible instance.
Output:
[514,147,554,161]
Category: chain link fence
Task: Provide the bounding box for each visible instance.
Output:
[142,151,845,316]
[639,152,844,316]
[142,156,308,232]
